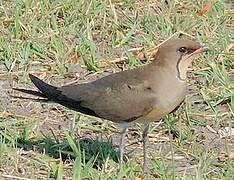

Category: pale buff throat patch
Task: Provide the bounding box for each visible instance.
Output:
[177,54,199,80]
[178,59,192,80]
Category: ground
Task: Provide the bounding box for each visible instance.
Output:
[0,0,234,179]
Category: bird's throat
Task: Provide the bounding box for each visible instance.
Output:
[176,55,187,81]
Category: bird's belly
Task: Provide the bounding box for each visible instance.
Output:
[137,100,183,123]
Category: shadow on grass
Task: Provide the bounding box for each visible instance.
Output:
[16,137,119,168]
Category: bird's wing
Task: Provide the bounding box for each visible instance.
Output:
[59,70,156,123]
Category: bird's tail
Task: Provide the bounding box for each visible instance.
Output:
[12,87,47,98]
[13,74,99,117]
[13,74,61,101]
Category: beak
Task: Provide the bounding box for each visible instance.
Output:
[192,46,210,55]
[186,46,209,60]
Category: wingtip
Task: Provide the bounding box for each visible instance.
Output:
[27,73,59,100]
[29,73,38,81]
[28,73,44,86]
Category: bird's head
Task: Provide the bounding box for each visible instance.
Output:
[154,38,209,81]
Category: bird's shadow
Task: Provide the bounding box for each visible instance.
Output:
[16,136,120,169]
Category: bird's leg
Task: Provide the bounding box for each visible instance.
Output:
[119,123,128,167]
[143,123,150,173]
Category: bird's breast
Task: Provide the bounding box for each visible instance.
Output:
[139,76,187,122]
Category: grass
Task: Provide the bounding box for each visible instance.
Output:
[0,0,233,179]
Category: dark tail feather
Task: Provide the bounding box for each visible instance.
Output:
[13,74,61,101]
[13,74,99,117]
[12,88,47,98]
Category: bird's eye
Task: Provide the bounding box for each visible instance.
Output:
[179,47,187,53]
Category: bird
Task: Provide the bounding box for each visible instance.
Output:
[13,38,209,173]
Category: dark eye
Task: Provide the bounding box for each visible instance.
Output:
[179,47,187,53]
